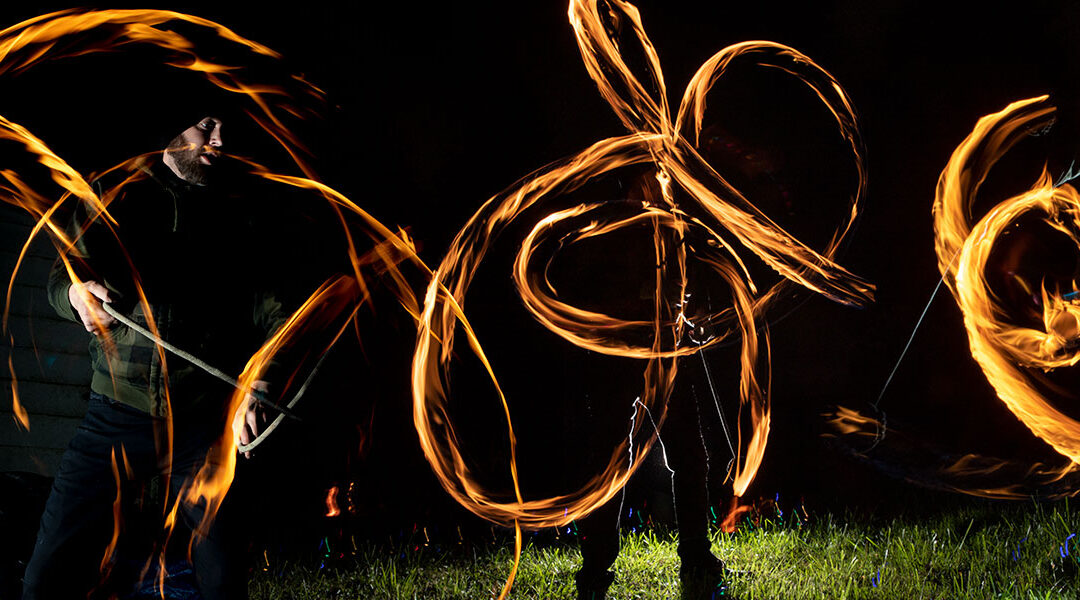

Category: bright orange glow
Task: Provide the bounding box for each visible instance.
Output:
[325,486,341,518]
[0,8,428,595]
[7,349,27,430]
[719,496,753,533]
[934,96,1080,464]
[411,0,872,544]
[822,405,881,440]
[0,5,874,599]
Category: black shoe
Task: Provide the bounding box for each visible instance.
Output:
[680,554,731,599]
[576,568,615,600]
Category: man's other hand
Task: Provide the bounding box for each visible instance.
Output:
[68,280,117,334]
[239,380,270,459]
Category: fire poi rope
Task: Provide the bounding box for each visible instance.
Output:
[411,0,873,536]
[0,5,875,598]
[0,12,429,588]
[826,96,1080,499]
[935,96,1080,464]
[100,302,321,454]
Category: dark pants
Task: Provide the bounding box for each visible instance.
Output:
[578,366,715,579]
[22,392,246,600]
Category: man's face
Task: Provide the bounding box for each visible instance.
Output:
[164,117,223,185]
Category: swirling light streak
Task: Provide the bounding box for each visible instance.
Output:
[827,96,1080,500]
[411,0,872,559]
[0,4,875,598]
[0,8,429,593]
[935,96,1080,465]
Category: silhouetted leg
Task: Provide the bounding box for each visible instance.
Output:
[22,393,155,600]
[667,375,729,599]
[177,491,247,600]
[664,385,713,564]
[575,488,623,599]
[169,412,248,600]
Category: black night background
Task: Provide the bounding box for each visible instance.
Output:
[3,1,1080,597]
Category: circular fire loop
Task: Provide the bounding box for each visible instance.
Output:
[411,0,874,530]
[935,95,1080,464]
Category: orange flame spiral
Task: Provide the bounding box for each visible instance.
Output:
[411,0,874,537]
[0,8,427,588]
[935,95,1080,465]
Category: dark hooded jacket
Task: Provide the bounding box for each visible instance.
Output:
[47,160,289,416]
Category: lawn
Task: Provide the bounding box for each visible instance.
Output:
[248,498,1080,599]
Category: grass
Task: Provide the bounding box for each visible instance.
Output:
[248,499,1080,599]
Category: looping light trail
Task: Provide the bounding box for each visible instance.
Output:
[411,0,873,540]
[1,5,874,598]
[0,8,429,591]
[935,96,1080,465]
[826,95,1080,501]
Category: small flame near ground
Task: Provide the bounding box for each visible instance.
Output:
[326,486,341,518]
[0,3,874,599]
[412,1,871,596]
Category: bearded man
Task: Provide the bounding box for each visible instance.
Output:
[21,115,286,600]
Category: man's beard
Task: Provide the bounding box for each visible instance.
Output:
[165,136,212,185]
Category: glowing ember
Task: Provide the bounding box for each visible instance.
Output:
[410,3,874,593]
[326,486,341,518]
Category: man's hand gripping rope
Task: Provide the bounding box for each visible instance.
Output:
[77,297,307,457]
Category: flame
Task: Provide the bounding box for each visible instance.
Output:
[7,348,28,430]
[823,406,1080,499]
[98,445,132,584]
[933,454,1080,499]
[326,486,341,518]
[409,4,872,593]
[411,0,871,539]
[0,8,429,595]
[0,5,874,598]
[934,96,1080,464]
[0,4,327,440]
[0,9,320,177]
[823,97,1080,499]
[823,405,881,439]
[719,496,753,533]
[826,97,1080,500]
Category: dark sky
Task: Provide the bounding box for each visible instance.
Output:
[4,1,1080,524]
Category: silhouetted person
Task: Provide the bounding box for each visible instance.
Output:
[572,175,730,600]
[575,357,729,600]
[22,114,285,600]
